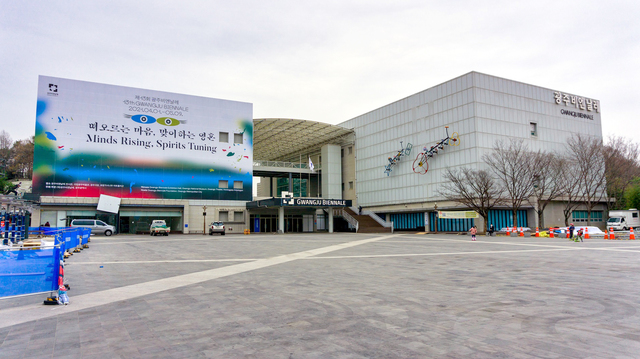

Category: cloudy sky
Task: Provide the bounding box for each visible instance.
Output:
[1,1,638,142]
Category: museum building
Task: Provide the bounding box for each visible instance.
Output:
[31,72,605,233]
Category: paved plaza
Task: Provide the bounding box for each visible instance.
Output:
[1,232,640,358]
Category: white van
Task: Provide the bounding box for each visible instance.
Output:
[70,219,115,236]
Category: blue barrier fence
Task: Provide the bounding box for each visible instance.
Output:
[0,246,61,298]
[0,227,91,298]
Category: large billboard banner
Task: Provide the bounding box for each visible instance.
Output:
[33,76,253,200]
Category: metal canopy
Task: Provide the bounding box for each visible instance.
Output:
[253,118,354,162]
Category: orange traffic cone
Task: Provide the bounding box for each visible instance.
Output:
[535,227,540,237]
[566,229,570,239]
[630,228,636,240]
[549,228,554,238]
[584,227,590,239]
[604,229,609,239]
[507,227,511,236]
[609,228,615,240]
[519,227,524,237]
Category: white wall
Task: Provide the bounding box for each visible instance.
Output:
[321,144,342,199]
[339,71,603,209]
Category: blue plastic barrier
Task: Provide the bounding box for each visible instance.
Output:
[80,228,91,244]
[0,227,92,298]
[0,246,61,298]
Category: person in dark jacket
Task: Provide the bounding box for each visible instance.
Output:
[569,223,575,239]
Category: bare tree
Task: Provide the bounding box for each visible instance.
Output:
[529,152,567,228]
[603,136,640,210]
[566,134,607,225]
[483,139,536,229]
[0,130,12,176]
[439,167,505,231]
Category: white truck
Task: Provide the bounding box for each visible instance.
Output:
[150,220,170,236]
[606,209,640,231]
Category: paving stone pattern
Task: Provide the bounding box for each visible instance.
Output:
[1,233,639,358]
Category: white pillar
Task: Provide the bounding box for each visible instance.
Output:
[328,207,334,233]
[278,206,285,234]
[183,202,190,234]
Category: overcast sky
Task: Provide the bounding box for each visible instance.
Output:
[1,1,638,143]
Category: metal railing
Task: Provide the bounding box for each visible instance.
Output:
[361,209,394,233]
[337,208,359,232]
[253,160,321,171]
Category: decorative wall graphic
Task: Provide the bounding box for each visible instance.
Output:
[384,141,413,176]
[412,126,459,175]
[32,76,253,200]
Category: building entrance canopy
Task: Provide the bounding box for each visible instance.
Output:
[247,197,352,233]
[246,197,351,209]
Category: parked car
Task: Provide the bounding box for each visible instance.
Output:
[209,221,225,235]
[70,219,115,236]
[150,220,170,236]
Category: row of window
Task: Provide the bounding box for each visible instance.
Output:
[218,180,243,189]
[220,132,244,144]
[572,210,603,222]
[218,211,244,223]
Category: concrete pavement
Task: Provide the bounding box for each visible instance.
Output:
[1,232,639,358]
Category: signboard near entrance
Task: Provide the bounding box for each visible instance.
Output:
[283,198,351,207]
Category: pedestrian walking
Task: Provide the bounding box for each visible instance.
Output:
[488,224,495,237]
[569,223,575,239]
[469,225,477,241]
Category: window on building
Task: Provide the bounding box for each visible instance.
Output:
[349,181,353,190]
[572,210,603,222]
[219,180,228,189]
[276,178,307,197]
[220,132,229,143]
[234,211,244,222]
[219,211,229,222]
[234,133,243,144]
[348,146,353,155]
[233,181,243,189]
[530,122,537,136]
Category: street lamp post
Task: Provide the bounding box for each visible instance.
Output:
[434,202,439,233]
[202,205,207,235]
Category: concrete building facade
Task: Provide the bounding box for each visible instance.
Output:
[338,71,604,231]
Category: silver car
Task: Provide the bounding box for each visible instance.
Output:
[70,219,115,236]
[209,221,225,235]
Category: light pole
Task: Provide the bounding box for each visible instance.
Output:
[202,205,207,235]
[434,202,439,233]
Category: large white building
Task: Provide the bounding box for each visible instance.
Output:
[336,71,603,231]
